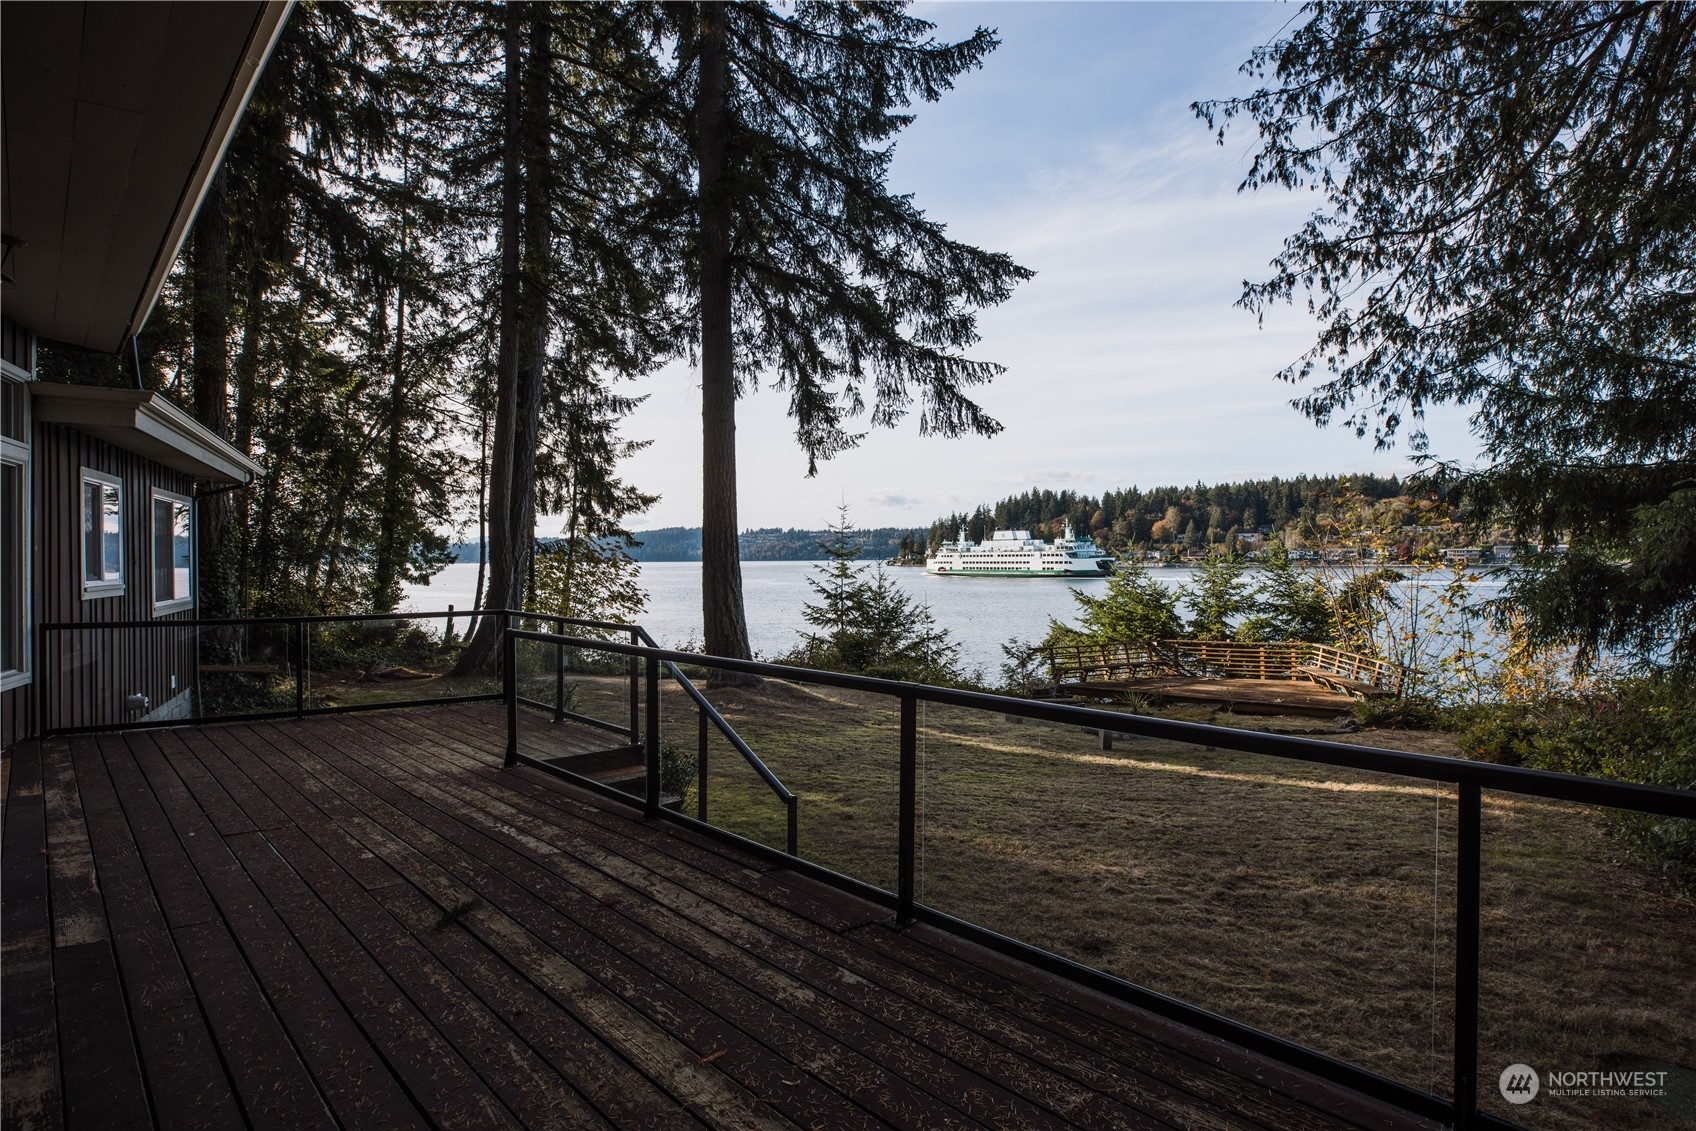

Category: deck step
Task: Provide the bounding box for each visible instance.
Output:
[541,743,643,776]
[538,750,684,810]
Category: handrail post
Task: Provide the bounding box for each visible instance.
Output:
[897,692,917,925]
[644,653,661,819]
[554,640,565,724]
[503,626,518,767]
[293,620,305,720]
[1454,780,1482,1128]
[628,628,640,742]
[697,706,709,822]
[786,795,798,857]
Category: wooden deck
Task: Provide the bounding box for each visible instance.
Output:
[1059,677,1359,717]
[3,703,1431,1130]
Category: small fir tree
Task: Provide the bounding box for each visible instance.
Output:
[1185,554,1255,640]
[1049,559,1184,647]
[1236,543,1334,644]
[794,506,961,683]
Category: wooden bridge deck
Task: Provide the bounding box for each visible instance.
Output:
[1060,677,1360,717]
[2,703,1429,1130]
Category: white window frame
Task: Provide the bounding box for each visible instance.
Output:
[81,467,125,598]
[1,361,30,691]
[150,487,194,615]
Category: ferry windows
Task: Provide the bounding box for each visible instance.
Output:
[81,469,124,597]
[151,489,192,613]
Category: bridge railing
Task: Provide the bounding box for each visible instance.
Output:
[1046,638,1407,698]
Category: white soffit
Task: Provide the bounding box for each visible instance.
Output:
[1,2,293,352]
[29,383,263,485]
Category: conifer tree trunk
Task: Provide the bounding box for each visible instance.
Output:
[191,167,237,620]
[455,3,527,673]
[232,264,266,609]
[510,6,552,615]
[472,405,488,627]
[696,2,751,662]
[372,277,407,612]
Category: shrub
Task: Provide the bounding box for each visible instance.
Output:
[1448,677,1696,896]
[659,740,698,801]
[1352,694,1443,732]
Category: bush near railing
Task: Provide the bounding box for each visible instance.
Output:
[308,620,456,673]
[1449,675,1696,896]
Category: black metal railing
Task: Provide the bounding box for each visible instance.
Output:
[504,624,797,853]
[500,628,1696,1131]
[33,608,643,737]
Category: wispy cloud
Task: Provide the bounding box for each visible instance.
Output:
[864,490,921,509]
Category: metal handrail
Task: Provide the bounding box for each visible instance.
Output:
[501,622,798,854]
[513,633,1693,817]
[502,629,1695,1131]
[35,607,514,735]
[33,607,639,738]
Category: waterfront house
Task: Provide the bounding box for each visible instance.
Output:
[5,10,1686,1131]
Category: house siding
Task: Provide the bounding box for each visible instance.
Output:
[1,317,33,372]
[11,422,198,739]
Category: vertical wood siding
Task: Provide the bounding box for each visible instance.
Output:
[0,317,33,372]
[13,423,197,737]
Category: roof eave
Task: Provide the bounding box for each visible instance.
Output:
[29,384,263,486]
[126,0,296,344]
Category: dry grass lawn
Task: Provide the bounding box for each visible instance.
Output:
[630,676,1694,1131]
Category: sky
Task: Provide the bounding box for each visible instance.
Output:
[611,2,1482,533]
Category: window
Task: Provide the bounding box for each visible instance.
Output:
[81,469,124,596]
[152,489,192,613]
[2,366,28,689]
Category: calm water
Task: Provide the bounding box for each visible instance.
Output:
[402,558,1511,678]
[405,559,1122,675]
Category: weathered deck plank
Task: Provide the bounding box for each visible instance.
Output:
[0,705,1437,1131]
[1,739,63,1131]
[1062,677,1357,717]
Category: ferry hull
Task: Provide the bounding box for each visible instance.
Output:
[924,564,1113,578]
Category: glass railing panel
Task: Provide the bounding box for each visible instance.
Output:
[1477,795,1695,1130]
[506,636,641,801]
[195,620,296,719]
[677,667,900,890]
[301,614,489,709]
[914,702,1454,1092]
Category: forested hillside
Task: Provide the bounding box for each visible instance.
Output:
[617,527,926,562]
[926,474,1477,554]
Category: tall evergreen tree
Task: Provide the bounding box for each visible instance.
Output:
[448,2,676,671]
[658,1,1031,662]
[1197,2,1696,668]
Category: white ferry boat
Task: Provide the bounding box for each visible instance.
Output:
[926,521,1115,577]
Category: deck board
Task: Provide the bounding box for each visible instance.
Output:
[2,704,1437,1131]
[1061,677,1358,717]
